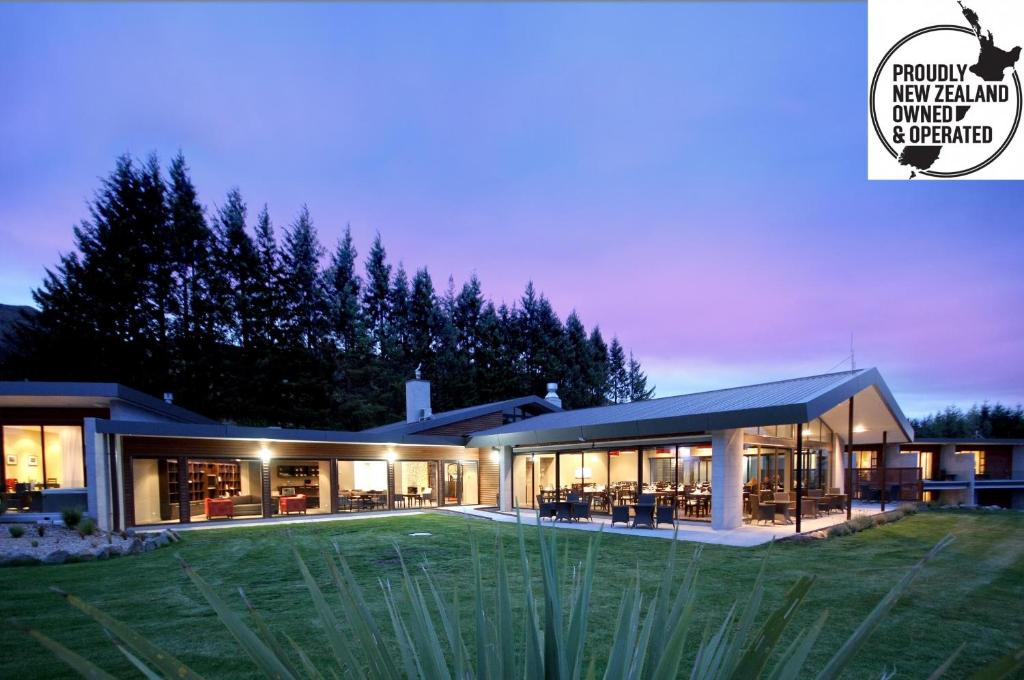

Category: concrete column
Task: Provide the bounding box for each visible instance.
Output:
[832,433,845,492]
[84,419,109,530]
[499,445,513,512]
[1012,446,1024,480]
[939,444,975,506]
[711,428,743,530]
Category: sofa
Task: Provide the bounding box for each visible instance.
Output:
[230,494,263,517]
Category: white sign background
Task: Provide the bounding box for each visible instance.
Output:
[868,0,1024,180]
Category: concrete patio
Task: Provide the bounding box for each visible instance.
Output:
[443,502,901,547]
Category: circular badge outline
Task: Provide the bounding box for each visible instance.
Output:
[869,24,1022,178]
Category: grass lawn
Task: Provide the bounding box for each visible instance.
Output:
[1,509,1022,678]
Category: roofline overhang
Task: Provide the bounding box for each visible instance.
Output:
[93,419,467,447]
[0,381,214,424]
[468,368,915,449]
[805,367,914,443]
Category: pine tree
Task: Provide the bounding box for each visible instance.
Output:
[280,205,327,352]
[167,153,217,343]
[388,263,412,364]
[560,311,595,408]
[607,337,628,404]
[408,267,437,374]
[626,351,655,401]
[166,155,226,413]
[362,233,392,356]
[325,225,363,352]
[250,206,285,347]
[212,188,257,347]
[517,282,566,396]
[587,327,610,406]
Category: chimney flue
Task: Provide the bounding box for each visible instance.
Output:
[406,376,432,423]
[545,382,562,408]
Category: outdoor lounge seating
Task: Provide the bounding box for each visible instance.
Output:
[655,505,675,528]
[632,502,655,529]
[572,496,593,522]
[610,505,630,526]
[751,500,775,525]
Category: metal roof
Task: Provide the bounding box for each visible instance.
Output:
[363,395,560,436]
[910,437,1024,446]
[468,368,914,448]
[0,381,213,424]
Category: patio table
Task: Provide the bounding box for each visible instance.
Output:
[771,500,793,524]
[628,503,656,529]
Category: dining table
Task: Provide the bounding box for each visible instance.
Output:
[628,503,656,528]
[771,500,793,524]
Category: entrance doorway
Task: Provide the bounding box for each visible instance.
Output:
[442,461,480,506]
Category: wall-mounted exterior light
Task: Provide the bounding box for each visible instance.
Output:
[258,446,272,465]
[385,450,398,463]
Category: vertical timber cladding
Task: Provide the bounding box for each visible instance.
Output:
[478,450,499,506]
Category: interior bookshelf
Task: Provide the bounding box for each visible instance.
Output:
[166,461,242,503]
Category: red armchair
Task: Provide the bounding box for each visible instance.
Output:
[279,494,307,515]
[205,497,234,519]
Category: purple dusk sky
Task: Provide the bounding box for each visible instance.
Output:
[1,2,1021,416]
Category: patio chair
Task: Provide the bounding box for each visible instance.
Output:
[610,505,630,527]
[800,498,819,519]
[572,497,593,522]
[807,488,823,498]
[655,505,675,528]
[751,500,775,525]
[556,502,574,522]
[638,493,656,505]
[566,492,581,503]
[828,487,841,496]
[537,500,557,521]
[828,494,847,513]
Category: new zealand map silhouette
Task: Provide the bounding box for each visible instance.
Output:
[897,2,1021,176]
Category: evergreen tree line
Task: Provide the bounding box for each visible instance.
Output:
[910,402,1024,439]
[1,153,654,429]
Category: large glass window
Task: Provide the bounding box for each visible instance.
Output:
[394,461,438,508]
[3,425,85,513]
[461,461,479,505]
[337,460,388,512]
[533,453,556,502]
[609,449,639,505]
[512,454,533,508]
[132,457,178,524]
[188,458,264,522]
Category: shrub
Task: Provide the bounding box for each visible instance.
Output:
[36,524,46,537]
[8,525,25,538]
[31,539,39,548]
[78,518,96,537]
[61,507,83,529]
